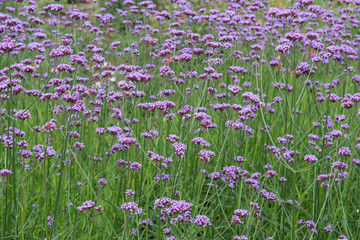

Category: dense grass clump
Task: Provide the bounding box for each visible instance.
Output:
[1,0,360,239]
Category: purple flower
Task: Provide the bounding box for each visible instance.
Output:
[47,216,54,226]
[324,225,332,232]
[77,200,95,212]
[338,147,351,157]
[234,209,249,217]
[163,228,171,235]
[125,189,135,197]
[0,38,17,52]
[168,134,180,143]
[194,215,211,227]
[0,169,12,177]
[130,162,142,171]
[234,236,248,240]
[98,178,108,186]
[43,4,64,12]
[279,177,287,182]
[198,150,215,163]
[306,220,316,228]
[121,201,142,215]
[304,154,318,163]
[260,189,278,201]
[172,142,187,158]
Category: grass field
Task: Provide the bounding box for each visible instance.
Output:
[1,0,360,239]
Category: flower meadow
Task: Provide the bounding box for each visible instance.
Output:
[1,0,360,239]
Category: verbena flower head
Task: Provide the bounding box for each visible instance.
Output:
[194,215,211,227]
[1,169,12,176]
[43,4,64,12]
